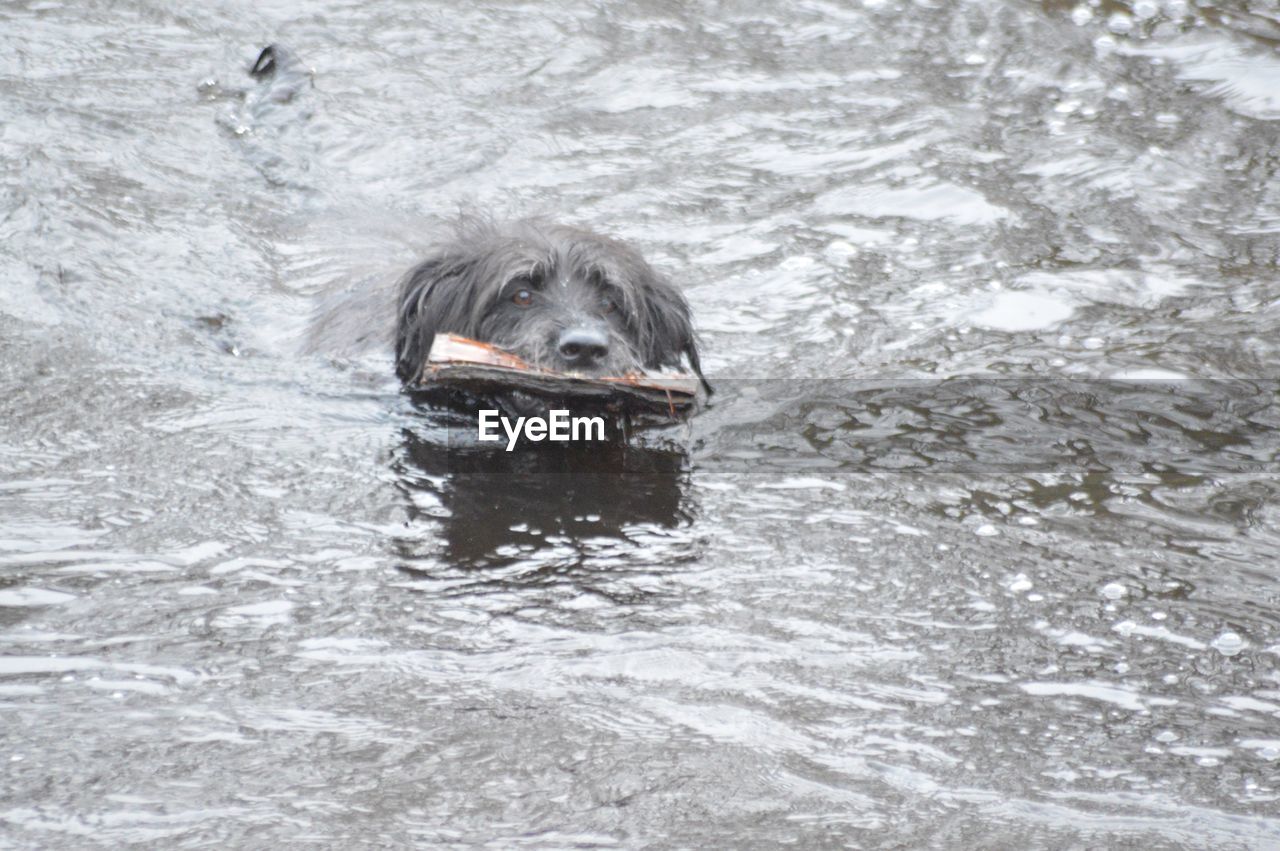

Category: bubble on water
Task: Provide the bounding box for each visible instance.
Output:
[1017,516,1039,526]
[1108,12,1134,34]
[826,240,858,259]
[1155,112,1180,124]
[963,53,986,66]
[1071,5,1093,25]
[1009,574,1033,592]
[975,524,1000,537]
[1212,631,1246,656]
[1133,0,1159,19]
[1155,730,1178,743]
[1081,336,1105,350]
[1055,99,1082,114]
[1101,582,1126,600]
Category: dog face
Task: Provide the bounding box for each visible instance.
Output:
[472,263,639,376]
[395,219,706,385]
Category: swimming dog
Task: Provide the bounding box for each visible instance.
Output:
[394,217,708,392]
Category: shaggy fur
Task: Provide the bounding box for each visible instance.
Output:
[394,218,708,390]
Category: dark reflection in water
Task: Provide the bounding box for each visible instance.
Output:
[389,379,1277,570]
[701,379,1280,477]
[392,408,692,569]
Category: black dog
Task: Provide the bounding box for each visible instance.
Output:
[394,217,709,393]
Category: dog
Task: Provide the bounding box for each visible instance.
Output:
[393,216,709,394]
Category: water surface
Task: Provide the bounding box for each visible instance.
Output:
[3,0,1280,846]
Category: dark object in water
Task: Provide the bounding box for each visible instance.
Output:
[248,44,311,102]
[410,334,702,422]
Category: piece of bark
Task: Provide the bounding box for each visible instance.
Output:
[410,334,701,419]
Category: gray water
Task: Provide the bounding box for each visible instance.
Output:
[4,0,1280,847]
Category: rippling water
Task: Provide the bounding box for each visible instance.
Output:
[3,0,1280,846]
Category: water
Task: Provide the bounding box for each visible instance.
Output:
[3,0,1280,846]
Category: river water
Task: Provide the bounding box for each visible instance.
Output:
[3,0,1280,847]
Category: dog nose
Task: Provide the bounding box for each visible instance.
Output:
[557,327,609,367]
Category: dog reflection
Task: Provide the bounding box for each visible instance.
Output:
[394,420,690,568]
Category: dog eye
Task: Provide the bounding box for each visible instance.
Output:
[512,288,534,307]
[600,295,617,314]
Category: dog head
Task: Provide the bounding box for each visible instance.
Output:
[395,218,706,387]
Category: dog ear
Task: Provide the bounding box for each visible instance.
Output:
[684,336,713,396]
[395,256,482,381]
[635,277,713,395]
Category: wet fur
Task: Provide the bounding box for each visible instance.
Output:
[394,218,707,388]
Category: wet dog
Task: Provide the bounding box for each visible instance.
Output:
[394,217,708,392]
